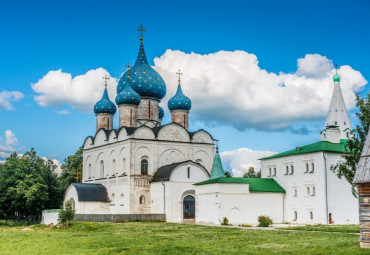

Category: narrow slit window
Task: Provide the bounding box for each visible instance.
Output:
[187,167,190,179]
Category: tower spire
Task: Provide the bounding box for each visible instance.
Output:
[209,145,226,179]
[322,68,352,141]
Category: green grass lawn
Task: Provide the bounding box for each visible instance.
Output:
[0,221,366,255]
[278,224,360,233]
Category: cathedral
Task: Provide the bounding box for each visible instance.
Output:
[63,27,358,225]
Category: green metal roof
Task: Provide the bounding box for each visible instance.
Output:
[209,152,226,179]
[260,139,347,160]
[42,209,61,213]
[194,177,285,193]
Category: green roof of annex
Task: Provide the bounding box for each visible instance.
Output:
[260,139,348,160]
[194,177,285,193]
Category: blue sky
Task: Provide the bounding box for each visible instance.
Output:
[0,0,369,172]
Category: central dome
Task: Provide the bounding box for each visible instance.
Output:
[117,40,166,100]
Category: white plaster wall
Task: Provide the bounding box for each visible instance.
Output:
[195,183,283,224]
[261,151,359,224]
[41,212,59,225]
[151,163,209,222]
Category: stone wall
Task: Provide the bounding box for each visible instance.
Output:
[119,105,137,127]
[137,99,159,121]
[74,214,166,222]
[171,110,189,130]
[96,113,113,131]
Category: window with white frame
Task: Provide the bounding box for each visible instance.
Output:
[100,160,104,178]
[310,163,315,173]
[311,187,316,196]
[305,163,309,173]
[310,211,313,220]
[293,211,297,221]
[268,168,271,177]
[306,186,310,195]
[290,165,294,175]
[294,188,297,197]
[285,166,289,175]
[273,168,276,176]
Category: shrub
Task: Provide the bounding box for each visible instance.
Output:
[58,200,75,227]
[221,217,229,225]
[258,215,273,227]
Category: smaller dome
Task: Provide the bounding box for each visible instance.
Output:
[94,87,117,115]
[115,76,141,106]
[168,83,191,111]
[158,106,164,119]
[333,73,341,82]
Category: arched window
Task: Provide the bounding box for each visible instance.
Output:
[139,195,145,204]
[310,211,313,220]
[311,163,314,173]
[273,168,276,176]
[268,168,271,177]
[307,186,310,195]
[294,211,297,221]
[88,163,92,178]
[290,165,294,175]
[121,158,126,175]
[100,160,104,178]
[285,166,289,175]
[306,163,309,173]
[112,159,116,176]
[294,189,297,197]
[141,159,148,175]
[312,187,316,196]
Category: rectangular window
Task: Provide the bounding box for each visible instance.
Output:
[187,167,190,179]
[273,168,276,176]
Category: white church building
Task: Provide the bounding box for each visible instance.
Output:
[63,28,358,225]
[260,71,359,224]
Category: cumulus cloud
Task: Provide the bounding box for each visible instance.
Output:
[55,110,71,115]
[0,91,24,110]
[221,148,276,177]
[41,157,63,176]
[154,51,367,131]
[0,130,25,160]
[31,68,117,112]
[31,51,367,131]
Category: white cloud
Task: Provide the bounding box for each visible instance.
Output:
[0,130,25,160]
[0,91,24,110]
[31,51,367,131]
[55,110,71,115]
[41,157,63,176]
[153,51,367,130]
[31,68,117,112]
[220,148,276,177]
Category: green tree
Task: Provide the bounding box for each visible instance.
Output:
[331,93,370,197]
[224,171,232,178]
[0,149,62,218]
[58,199,75,227]
[59,147,83,192]
[243,166,261,178]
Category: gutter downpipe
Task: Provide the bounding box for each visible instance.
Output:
[161,180,166,215]
[323,152,329,224]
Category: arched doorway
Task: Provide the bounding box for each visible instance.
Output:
[183,195,195,220]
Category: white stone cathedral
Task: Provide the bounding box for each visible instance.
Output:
[63,28,358,225]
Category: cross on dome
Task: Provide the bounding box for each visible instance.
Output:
[103,74,110,88]
[137,24,146,40]
[125,63,132,77]
[176,69,183,83]
[334,63,339,73]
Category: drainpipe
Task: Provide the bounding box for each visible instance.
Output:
[323,152,329,224]
[161,180,166,215]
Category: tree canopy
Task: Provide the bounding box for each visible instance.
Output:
[332,93,370,197]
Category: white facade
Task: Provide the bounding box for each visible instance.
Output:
[261,151,358,224]
[196,183,284,225]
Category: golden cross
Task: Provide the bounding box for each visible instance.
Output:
[125,63,132,77]
[334,63,339,72]
[103,74,110,88]
[137,24,146,40]
[176,69,183,83]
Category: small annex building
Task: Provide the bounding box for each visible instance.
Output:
[195,151,285,224]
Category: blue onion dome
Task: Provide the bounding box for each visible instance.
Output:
[168,83,192,111]
[117,39,166,100]
[333,72,341,82]
[94,86,117,115]
[158,106,164,119]
[115,74,141,106]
